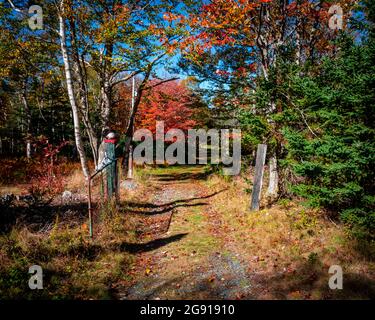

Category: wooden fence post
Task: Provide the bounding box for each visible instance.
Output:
[250,144,267,211]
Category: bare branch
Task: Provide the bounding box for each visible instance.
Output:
[110,70,142,87]
[7,0,24,13]
[280,92,319,138]
[144,77,179,91]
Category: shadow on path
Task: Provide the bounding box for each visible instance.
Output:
[151,170,211,182]
[125,202,208,216]
[115,233,188,254]
[123,189,226,216]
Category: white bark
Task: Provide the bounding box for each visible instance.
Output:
[267,155,278,199]
[100,84,111,128]
[68,19,98,165]
[58,3,90,179]
[26,141,31,159]
[21,80,32,159]
[126,77,136,179]
[127,144,134,179]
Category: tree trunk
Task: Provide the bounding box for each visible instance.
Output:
[267,154,279,200]
[127,143,134,179]
[100,82,111,129]
[100,42,113,131]
[122,125,133,176]
[68,17,98,165]
[121,72,149,172]
[58,5,90,179]
[26,141,31,159]
[295,25,301,65]
[21,80,32,159]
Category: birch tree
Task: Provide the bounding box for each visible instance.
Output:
[56,0,197,174]
[58,0,90,178]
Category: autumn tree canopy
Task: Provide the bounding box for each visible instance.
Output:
[136,80,199,135]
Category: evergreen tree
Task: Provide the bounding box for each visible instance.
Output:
[255,1,375,239]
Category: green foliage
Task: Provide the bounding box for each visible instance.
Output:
[238,110,270,154]
[279,36,375,239]
[236,1,375,240]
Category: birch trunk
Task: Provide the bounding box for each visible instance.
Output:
[121,72,149,172]
[100,83,111,129]
[127,144,134,179]
[69,18,98,165]
[26,141,31,159]
[267,154,279,200]
[122,125,133,175]
[100,42,113,131]
[21,80,31,159]
[58,5,90,179]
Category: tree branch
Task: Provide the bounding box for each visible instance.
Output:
[280,92,319,138]
[110,70,142,87]
[7,0,23,13]
[144,77,179,91]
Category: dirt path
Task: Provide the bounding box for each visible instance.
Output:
[114,166,266,300]
[111,166,375,300]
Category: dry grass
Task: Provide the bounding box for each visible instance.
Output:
[0,206,138,299]
[1,164,374,300]
[64,169,86,193]
[0,185,28,195]
[0,165,180,299]
[202,173,375,299]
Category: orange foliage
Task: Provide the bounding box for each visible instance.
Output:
[179,0,357,78]
[135,80,198,135]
